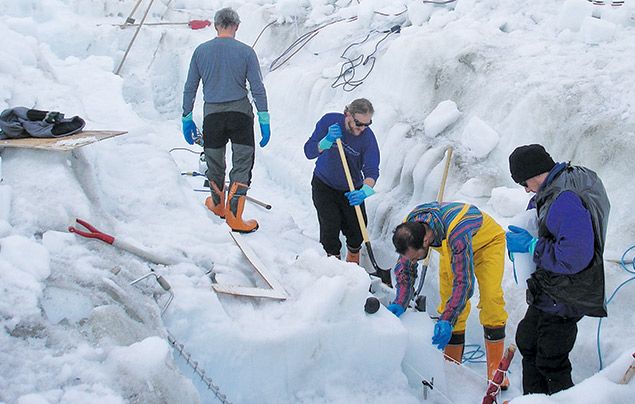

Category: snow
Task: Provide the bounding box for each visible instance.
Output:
[1,0,635,403]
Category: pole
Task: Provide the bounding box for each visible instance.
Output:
[413,146,453,301]
[124,0,144,25]
[115,0,156,75]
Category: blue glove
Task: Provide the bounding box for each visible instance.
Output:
[506,225,538,255]
[181,112,198,145]
[431,320,453,350]
[345,184,376,206]
[257,111,270,148]
[387,303,405,317]
[318,124,342,150]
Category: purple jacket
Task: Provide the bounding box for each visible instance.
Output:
[304,113,380,191]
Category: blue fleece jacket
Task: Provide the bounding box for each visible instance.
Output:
[303,113,380,191]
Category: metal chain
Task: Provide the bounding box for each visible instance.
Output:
[166,331,231,404]
[127,268,230,403]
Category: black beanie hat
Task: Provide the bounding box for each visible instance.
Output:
[509,144,556,184]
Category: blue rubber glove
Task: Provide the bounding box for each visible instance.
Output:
[345,184,376,206]
[181,112,197,145]
[387,303,405,317]
[506,225,538,255]
[318,124,342,150]
[431,320,453,350]
[257,111,270,148]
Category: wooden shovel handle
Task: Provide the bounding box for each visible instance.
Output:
[336,139,370,243]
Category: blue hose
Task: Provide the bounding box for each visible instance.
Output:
[596,245,635,370]
[463,344,486,364]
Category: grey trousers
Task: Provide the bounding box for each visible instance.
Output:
[202,111,255,195]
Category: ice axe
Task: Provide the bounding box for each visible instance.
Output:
[413,146,453,311]
[68,218,175,266]
[335,138,392,287]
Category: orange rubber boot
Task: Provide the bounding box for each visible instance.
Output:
[225,182,258,233]
[485,327,510,390]
[443,332,465,364]
[345,247,361,264]
[204,181,225,219]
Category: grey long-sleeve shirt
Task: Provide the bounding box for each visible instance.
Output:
[182,37,268,116]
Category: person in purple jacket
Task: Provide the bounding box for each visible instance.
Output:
[303,98,379,264]
[507,144,610,396]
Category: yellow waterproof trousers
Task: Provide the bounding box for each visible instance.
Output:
[435,210,508,333]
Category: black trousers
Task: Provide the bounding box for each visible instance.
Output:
[202,112,255,190]
[516,305,581,395]
[311,176,366,256]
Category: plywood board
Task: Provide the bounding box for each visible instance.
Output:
[0,130,127,151]
[229,232,286,292]
[211,231,287,301]
[212,284,287,300]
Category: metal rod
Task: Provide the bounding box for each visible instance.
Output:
[129,271,174,315]
[125,0,144,25]
[115,0,156,75]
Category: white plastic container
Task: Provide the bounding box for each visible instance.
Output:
[509,208,539,289]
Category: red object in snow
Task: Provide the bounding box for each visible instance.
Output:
[188,20,211,30]
[68,218,115,244]
[483,344,517,404]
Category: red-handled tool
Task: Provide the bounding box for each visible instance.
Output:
[68,218,115,244]
[69,218,175,265]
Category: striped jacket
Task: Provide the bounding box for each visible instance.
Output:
[392,202,483,325]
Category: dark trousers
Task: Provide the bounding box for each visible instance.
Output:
[311,176,366,256]
[202,112,255,191]
[516,305,581,395]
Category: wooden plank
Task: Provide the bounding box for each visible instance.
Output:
[0,130,127,151]
[619,353,635,384]
[212,284,286,300]
[229,232,286,293]
[209,231,287,301]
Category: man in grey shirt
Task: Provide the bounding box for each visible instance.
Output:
[182,7,270,233]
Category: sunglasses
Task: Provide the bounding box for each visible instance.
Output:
[519,181,528,187]
[353,117,372,128]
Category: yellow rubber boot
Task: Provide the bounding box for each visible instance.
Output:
[443,332,465,364]
[485,326,510,390]
[225,182,258,233]
[204,181,225,219]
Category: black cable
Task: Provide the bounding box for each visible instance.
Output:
[168,147,200,154]
[269,17,357,72]
[331,25,400,92]
[252,20,276,48]
[422,0,457,4]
